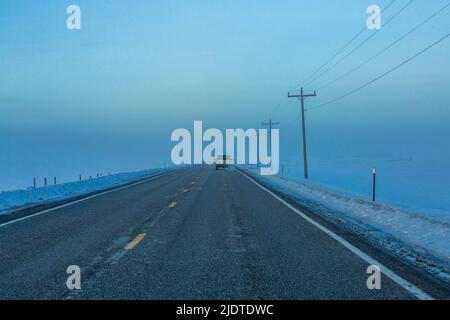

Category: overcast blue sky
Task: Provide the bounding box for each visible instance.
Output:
[0,0,449,190]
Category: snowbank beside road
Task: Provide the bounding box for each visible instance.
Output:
[242,166,450,282]
[0,168,171,215]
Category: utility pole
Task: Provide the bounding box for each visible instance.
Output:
[288,88,317,179]
[261,119,279,156]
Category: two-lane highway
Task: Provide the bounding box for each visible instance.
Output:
[0,166,447,299]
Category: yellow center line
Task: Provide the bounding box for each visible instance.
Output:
[168,201,177,208]
[125,233,146,250]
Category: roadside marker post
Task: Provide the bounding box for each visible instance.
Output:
[372,168,376,202]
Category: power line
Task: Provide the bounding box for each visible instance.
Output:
[297,0,397,88]
[273,1,396,122]
[267,97,292,117]
[255,95,291,123]
[303,0,415,87]
[266,1,398,122]
[317,2,450,91]
[298,29,367,86]
[308,33,450,112]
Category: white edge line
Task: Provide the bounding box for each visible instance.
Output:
[236,169,434,301]
[0,171,176,229]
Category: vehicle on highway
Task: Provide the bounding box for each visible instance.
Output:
[215,155,231,170]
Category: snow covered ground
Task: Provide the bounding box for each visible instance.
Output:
[243,165,450,282]
[0,168,170,215]
[279,156,450,217]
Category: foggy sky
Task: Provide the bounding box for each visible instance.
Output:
[1,0,449,191]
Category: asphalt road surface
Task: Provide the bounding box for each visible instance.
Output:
[0,166,448,300]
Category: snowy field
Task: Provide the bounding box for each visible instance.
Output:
[280,156,450,218]
[243,165,450,282]
[0,168,170,215]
